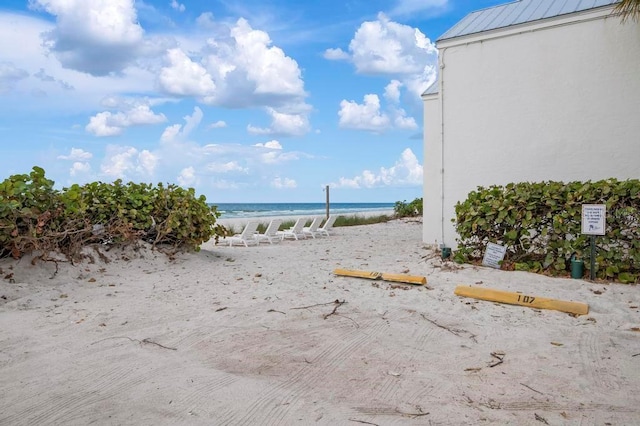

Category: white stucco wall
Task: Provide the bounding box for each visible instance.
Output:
[423,9,640,248]
[422,94,443,246]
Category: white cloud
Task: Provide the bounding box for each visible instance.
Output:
[384,80,403,103]
[229,19,304,97]
[57,147,93,161]
[326,14,438,100]
[156,112,287,183]
[159,48,216,98]
[254,140,282,149]
[271,177,297,189]
[100,145,158,179]
[86,104,167,137]
[160,124,182,143]
[348,13,437,75]
[338,94,390,132]
[253,140,299,164]
[207,161,248,174]
[127,105,167,124]
[196,12,215,29]
[208,120,227,129]
[85,113,124,136]
[323,48,349,61]
[137,150,158,176]
[170,0,185,12]
[0,62,29,78]
[0,9,322,193]
[178,166,197,187]
[247,107,310,136]
[260,150,299,165]
[70,161,91,176]
[0,13,163,115]
[336,91,418,133]
[158,18,310,132]
[393,113,417,129]
[332,148,423,188]
[30,0,144,76]
[33,69,54,82]
[252,140,300,164]
[4,8,310,139]
[211,179,240,190]
[161,18,306,107]
[0,62,29,93]
[160,107,204,143]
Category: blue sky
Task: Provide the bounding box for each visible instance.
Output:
[0,0,505,203]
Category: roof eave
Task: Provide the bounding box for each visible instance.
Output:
[437,5,618,48]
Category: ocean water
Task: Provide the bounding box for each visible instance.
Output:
[212,202,395,219]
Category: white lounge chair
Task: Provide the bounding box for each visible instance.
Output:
[317,215,337,237]
[276,217,307,240]
[303,217,323,239]
[226,221,259,247]
[255,218,283,244]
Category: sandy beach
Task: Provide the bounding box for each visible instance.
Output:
[1,218,639,425]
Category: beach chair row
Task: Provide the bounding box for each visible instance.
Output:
[223,216,336,247]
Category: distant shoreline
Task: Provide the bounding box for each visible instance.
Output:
[212,202,395,220]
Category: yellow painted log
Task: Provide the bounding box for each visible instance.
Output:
[380,273,427,285]
[334,269,382,280]
[334,269,427,285]
[454,285,589,316]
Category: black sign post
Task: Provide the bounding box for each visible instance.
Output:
[581,205,606,281]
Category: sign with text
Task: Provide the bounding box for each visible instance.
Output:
[581,204,606,235]
[482,242,507,269]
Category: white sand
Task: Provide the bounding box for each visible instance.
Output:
[1,219,639,425]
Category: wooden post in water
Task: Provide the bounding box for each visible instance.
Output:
[325,185,330,219]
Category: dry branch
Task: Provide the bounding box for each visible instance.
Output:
[324,300,346,319]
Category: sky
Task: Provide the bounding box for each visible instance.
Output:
[0,0,506,203]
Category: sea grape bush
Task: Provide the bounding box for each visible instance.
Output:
[453,179,640,283]
[0,167,65,259]
[0,167,226,260]
[395,197,423,218]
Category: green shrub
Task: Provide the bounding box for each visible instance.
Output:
[0,166,67,258]
[453,179,640,283]
[279,215,391,230]
[0,167,226,260]
[333,214,391,226]
[394,197,423,218]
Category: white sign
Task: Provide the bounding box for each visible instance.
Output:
[581,204,606,235]
[482,242,507,269]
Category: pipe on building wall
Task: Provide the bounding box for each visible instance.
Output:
[438,47,447,247]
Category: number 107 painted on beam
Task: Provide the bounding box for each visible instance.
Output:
[517,294,535,304]
[454,285,589,316]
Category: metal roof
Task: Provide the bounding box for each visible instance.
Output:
[422,78,439,96]
[438,0,619,42]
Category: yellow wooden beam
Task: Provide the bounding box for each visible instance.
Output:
[334,269,382,280]
[334,268,427,285]
[454,285,589,316]
[380,273,427,285]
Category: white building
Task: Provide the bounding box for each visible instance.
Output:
[423,0,640,248]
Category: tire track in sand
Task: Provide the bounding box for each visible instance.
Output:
[1,360,165,425]
[578,331,620,395]
[372,312,467,408]
[222,318,387,426]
